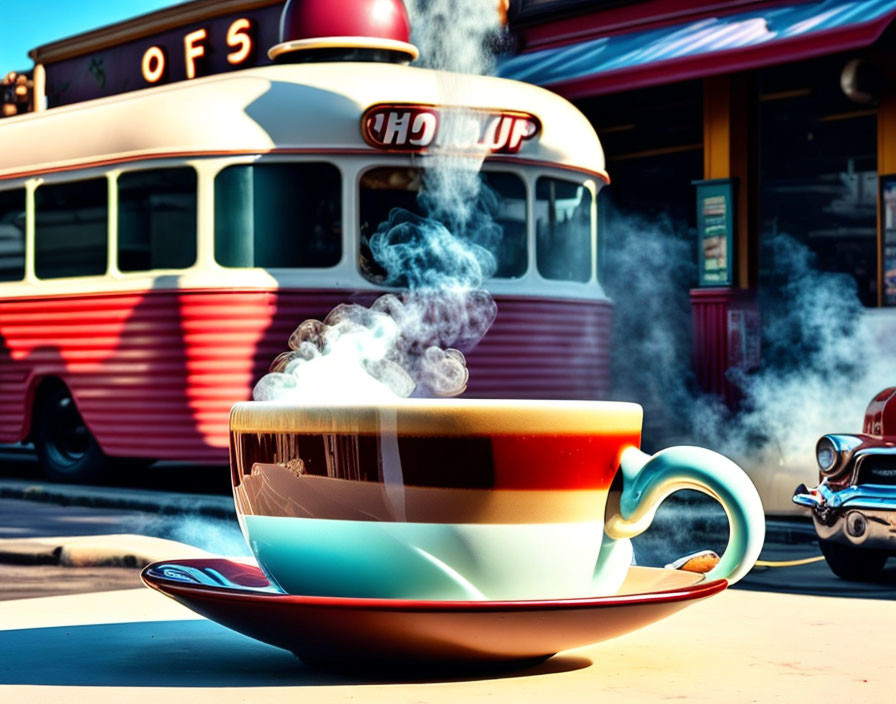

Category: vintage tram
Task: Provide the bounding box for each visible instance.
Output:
[0,0,611,480]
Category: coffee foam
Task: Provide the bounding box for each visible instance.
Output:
[230,399,644,436]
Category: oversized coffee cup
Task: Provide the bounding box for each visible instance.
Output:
[229,399,764,600]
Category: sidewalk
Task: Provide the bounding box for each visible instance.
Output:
[0,479,240,585]
[0,533,213,568]
[1,574,894,701]
[0,477,816,541]
[0,478,235,519]
[5,479,892,701]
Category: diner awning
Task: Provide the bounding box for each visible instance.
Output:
[497,0,896,98]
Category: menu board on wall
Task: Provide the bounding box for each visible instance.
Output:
[694,179,735,287]
[883,176,896,306]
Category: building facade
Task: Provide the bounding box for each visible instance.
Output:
[502,0,896,404]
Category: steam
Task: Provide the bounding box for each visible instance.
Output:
[122,513,251,557]
[603,203,895,471]
[405,0,510,245]
[254,0,505,403]
[254,213,498,401]
[601,210,697,449]
[691,235,890,466]
[405,0,506,76]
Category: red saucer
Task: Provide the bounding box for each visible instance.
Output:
[141,558,726,669]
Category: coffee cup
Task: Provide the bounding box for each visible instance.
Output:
[229,399,764,601]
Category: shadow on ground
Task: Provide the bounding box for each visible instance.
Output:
[0,619,591,687]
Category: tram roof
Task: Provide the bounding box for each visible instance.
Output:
[0,62,606,182]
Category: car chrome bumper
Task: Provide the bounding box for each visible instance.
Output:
[793,483,896,549]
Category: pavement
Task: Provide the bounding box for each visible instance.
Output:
[2,477,896,700]
[0,477,235,519]
[0,564,146,602]
[0,500,219,602]
[2,573,895,701]
[0,532,213,568]
[0,478,243,575]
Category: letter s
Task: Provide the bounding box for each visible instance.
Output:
[227,18,254,65]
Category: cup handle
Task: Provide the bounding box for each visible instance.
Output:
[604,446,765,585]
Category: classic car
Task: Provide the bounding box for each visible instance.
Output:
[793,387,896,580]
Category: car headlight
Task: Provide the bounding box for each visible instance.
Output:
[816,436,838,474]
[816,434,864,478]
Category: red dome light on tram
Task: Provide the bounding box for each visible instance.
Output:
[269,0,419,63]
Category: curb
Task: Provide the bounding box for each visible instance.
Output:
[0,534,215,568]
[1,478,817,550]
[761,518,818,545]
[0,478,236,520]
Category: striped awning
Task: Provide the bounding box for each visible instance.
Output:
[498,0,896,98]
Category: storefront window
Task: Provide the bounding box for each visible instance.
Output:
[759,60,877,306]
[359,167,527,282]
[580,81,703,286]
[883,177,896,306]
[215,163,342,269]
[535,177,592,282]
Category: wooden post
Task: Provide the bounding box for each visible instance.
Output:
[704,73,756,288]
[703,75,731,181]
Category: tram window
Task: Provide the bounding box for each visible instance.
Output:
[214,163,342,269]
[535,178,592,282]
[359,168,527,282]
[35,178,108,279]
[0,189,26,282]
[118,168,197,271]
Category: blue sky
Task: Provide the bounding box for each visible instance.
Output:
[0,1,186,73]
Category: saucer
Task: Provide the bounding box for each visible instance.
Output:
[141,558,726,668]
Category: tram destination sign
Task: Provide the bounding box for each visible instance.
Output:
[362,104,540,155]
[41,4,283,108]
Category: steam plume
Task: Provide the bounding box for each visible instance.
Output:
[691,234,890,466]
[601,209,697,449]
[254,0,505,403]
[254,211,498,402]
[405,0,506,76]
[122,513,251,557]
[603,203,894,471]
[602,207,894,565]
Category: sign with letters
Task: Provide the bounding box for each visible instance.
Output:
[362,104,540,154]
[43,4,283,108]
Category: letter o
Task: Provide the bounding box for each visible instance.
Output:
[142,46,166,83]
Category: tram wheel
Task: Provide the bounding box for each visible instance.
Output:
[33,382,108,483]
